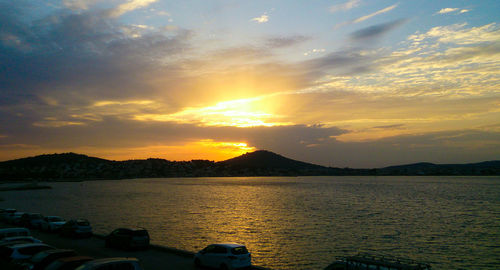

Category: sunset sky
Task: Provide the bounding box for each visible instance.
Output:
[1,0,499,167]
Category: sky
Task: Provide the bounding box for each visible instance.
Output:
[0,0,499,168]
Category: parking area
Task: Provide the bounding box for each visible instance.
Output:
[0,222,269,270]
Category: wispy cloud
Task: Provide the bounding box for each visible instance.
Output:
[108,0,157,18]
[266,35,310,48]
[63,0,100,11]
[329,0,361,13]
[251,14,269,23]
[438,8,459,14]
[350,19,407,41]
[304,48,326,56]
[353,3,398,23]
[436,7,470,15]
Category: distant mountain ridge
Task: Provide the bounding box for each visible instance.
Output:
[0,151,498,181]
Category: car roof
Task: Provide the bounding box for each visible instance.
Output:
[83,257,138,266]
[0,240,33,247]
[46,216,64,219]
[2,236,36,241]
[57,256,94,263]
[0,227,30,232]
[116,227,147,231]
[213,243,246,248]
[7,243,50,249]
[37,248,74,255]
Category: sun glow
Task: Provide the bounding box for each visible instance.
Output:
[62,140,257,161]
[134,97,292,127]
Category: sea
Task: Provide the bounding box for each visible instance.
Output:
[1,176,499,269]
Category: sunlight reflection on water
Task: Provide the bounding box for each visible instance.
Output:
[1,176,499,269]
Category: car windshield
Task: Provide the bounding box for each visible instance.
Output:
[49,217,64,222]
[31,214,43,219]
[31,251,49,262]
[133,230,148,236]
[231,246,248,255]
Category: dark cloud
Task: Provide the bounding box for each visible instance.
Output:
[350,19,407,41]
[302,49,379,77]
[372,124,405,129]
[0,3,191,108]
[265,35,310,48]
[267,129,500,168]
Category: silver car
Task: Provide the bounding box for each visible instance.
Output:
[74,257,143,270]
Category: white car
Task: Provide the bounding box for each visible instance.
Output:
[59,219,92,238]
[194,243,251,270]
[40,216,66,232]
[75,257,143,270]
[0,242,54,262]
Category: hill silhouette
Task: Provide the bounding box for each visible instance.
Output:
[0,151,498,181]
[220,150,325,170]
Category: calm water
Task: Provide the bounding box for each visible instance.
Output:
[1,176,499,269]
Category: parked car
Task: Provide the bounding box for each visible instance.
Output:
[194,243,251,270]
[59,219,92,238]
[20,213,44,229]
[45,256,94,270]
[0,228,31,240]
[0,209,16,221]
[0,236,41,244]
[74,257,143,270]
[6,212,25,225]
[0,240,34,247]
[0,242,54,262]
[21,249,78,270]
[105,228,150,250]
[40,216,66,232]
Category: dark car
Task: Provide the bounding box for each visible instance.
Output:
[45,256,94,270]
[105,228,150,250]
[22,249,78,270]
[19,213,44,229]
[0,243,54,262]
[59,219,92,238]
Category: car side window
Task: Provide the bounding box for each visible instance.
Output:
[117,229,129,236]
[214,246,227,254]
[204,245,216,253]
[114,262,134,270]
[95,265,111,270]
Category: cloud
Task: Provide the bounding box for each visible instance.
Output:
[408,23,500,45]
[353,3,398,23]
[329,0,361,13]
[63,0,100,11]
[107,0,158,18]
[437,8,458,14]
[251,14,269,23]
[436,7,470,15]
[304,48,325,56]
[372,124,405,129]
[266,35,310,48]
[0,3,191,111]
[350,19,407,41]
